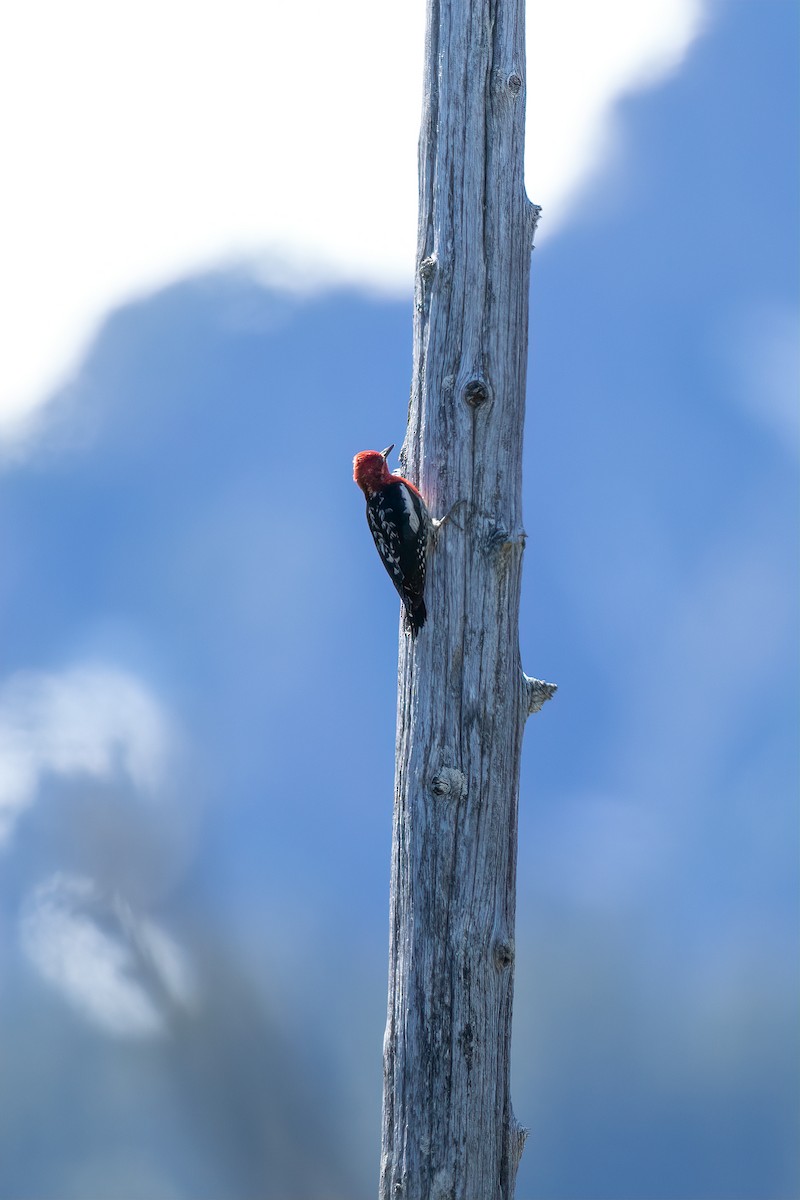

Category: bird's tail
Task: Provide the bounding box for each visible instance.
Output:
[403,599,427,638]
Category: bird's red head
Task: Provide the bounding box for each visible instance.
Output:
[353,444,395,496]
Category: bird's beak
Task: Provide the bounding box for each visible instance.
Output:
[381,444,395,460]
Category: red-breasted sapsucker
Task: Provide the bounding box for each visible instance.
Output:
[353,444,432,636]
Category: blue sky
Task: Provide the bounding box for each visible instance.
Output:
[0,2,797,1198]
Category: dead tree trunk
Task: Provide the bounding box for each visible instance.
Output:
[379,0,555,1196]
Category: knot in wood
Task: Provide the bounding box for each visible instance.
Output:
[506,71,523,96]
[486,521,510,556]
[419,254,437,282]
[493,938,515,970]
[462,377,491,409]
[430,767,467,799]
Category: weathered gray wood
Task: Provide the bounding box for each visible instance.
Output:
[380,0,554,1196]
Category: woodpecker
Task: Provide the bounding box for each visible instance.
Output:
[353,444,432,636]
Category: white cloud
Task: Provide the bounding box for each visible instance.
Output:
[527,0,707,229]
[0,0,706,445]
[20,873,195,1037]
[0,664,169,845]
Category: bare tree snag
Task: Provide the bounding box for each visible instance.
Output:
[379,0,555,1195]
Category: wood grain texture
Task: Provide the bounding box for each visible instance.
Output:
[380,0,552,1195]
